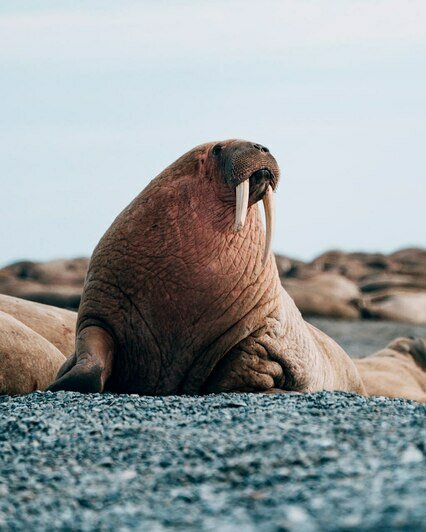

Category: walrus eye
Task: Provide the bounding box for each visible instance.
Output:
[212,144,223,156]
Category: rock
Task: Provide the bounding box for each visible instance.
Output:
[400,444,424,464]
[0,391,425,529]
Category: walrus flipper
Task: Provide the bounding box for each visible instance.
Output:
[55,352,77,379]
[47,362,104,393]
[47,326,113,393]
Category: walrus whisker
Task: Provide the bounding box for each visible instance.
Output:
[262,186,275,265]
[234,180,250,232]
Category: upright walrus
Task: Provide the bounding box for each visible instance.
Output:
[48,140,426,400]
[49,139,366,396]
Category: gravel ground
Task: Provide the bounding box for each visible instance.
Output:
[1,320,426,531]
[1,392,425,531]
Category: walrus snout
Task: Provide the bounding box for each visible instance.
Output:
[222,141,280,189]
[209,140,280,264]
[251,167,272,180]
[222,141,279,265]
[252,143,270,153]
[249,168,274,201]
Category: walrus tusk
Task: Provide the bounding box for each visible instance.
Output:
[235,180,250,232]
[262,186,275,265]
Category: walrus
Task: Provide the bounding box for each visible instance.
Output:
[282,273,361,320]
[0,311,66,394]
[0,258,88,309]
[48,139,367,396]
[355,337,426,403]
[0,296,77,394]
[0,294,76,356]
[362,290,426,325]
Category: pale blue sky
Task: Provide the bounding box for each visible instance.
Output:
[1,1,425,266]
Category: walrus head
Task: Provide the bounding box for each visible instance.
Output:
[204,140,280,264]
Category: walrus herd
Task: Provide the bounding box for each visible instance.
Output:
[1,140,425,401]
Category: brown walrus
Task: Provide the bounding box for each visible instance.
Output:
[48,140,365,396]
[48,140,424,401]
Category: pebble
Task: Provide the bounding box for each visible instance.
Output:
[0,391,425,530]
[400,444,424,464]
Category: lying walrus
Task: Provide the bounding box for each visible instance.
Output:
[362,290,426,325]
[282,273,361,320]
[0,294,76,356]
[0,296,77,394]
[48,140,425,401]
[355,338,426,403]
[0,258,88,310]
[0,312,65,395]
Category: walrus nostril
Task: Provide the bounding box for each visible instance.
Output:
[253,143,269,153]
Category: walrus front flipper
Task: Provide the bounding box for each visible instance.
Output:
[55,352,77,380]
[47,326,114,393]
[47,361,104,393]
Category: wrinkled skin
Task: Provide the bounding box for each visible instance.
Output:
[49,140,423,399]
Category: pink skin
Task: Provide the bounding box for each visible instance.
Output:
[48,140,426,401]
[49,140,288,394]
